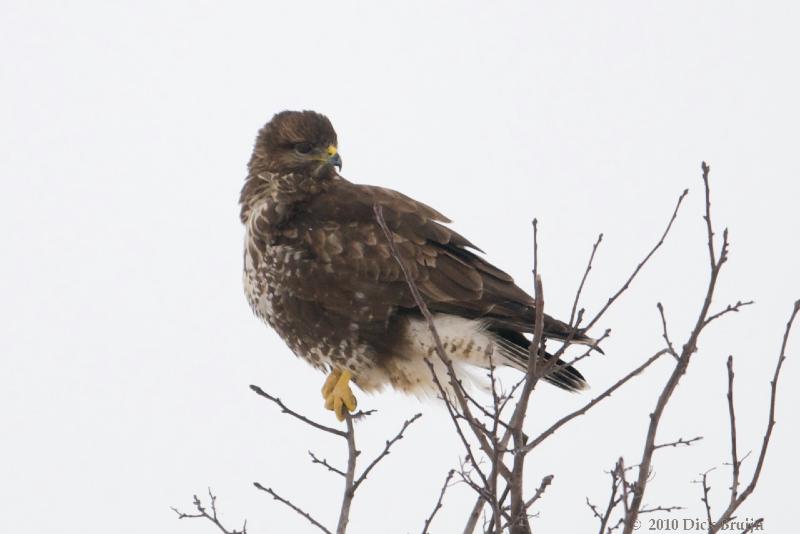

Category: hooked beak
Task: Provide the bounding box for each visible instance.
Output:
[326,145,342,171]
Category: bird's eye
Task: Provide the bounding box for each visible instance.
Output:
[294,142,313,154]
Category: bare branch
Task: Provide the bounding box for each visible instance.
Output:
[523,349,667,454]
[308,450,346,477]
[353,413,423,491]
[570,233,603,327]
[703,300,755,327]
[639,505,685,514]
[424,358,492,488]
[249,384,346,438]
[464,497,485,534]
[698,469,715,532]
[172,489,248,534]
[532,218,540,279]
[507,219,546,533]
[593,458,628,534]
[743,300,799,491]
[726,356,740,500]
[618,459,632,517]
[584,188,688,331]
[623,164,728,534]
[523,474,554,510]
[706,299,799,533]
[653,436,704,451]
[421,469,456,534]
[254,482,331,534]
[336,414,358,534]
[586,497,604,522]
[701,161,720,270]
[249,380,420,534]
[656,303,678,358]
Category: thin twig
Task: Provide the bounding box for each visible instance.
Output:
[422,469,456,534]
[701,162,718,271]
[703,300,754,328]
[726,356,740,500]
[254,482,332,534]
[523,474,554,510]
[699,470,715,531]
[570,233,603,327]
[172,489,248,534]
[706,299,799,533]
[249,384,346,438]
[639,505,685,514]
[425,358,492,489]
[653,436,704,450]
[308,450,346,477]
[619,459,632,517]
[596,459,626,534]
[522,349,667,454]
[353,413,423,491]
[586,497,604,522]
[584,189,689,331]
[657,303,678,358]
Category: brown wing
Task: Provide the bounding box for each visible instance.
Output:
[271,179,572,335]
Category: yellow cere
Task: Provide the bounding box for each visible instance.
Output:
[327,145,338,156]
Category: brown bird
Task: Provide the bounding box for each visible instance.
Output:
[240,110,595,420]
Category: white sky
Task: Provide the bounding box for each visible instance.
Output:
[2,1,799,533]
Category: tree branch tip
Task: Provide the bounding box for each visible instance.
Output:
[352,409,378,420]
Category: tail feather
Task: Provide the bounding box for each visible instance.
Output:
[484,314,604,354]
[492,330,589,392]
[541,316,603,353]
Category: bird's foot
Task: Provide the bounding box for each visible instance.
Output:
[321,368,341,399]
[322,369,357,421]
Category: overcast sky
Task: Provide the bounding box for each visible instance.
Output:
[2,1,799,533]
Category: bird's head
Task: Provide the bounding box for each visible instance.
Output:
[251,110,341,178]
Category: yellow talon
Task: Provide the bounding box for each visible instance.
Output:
[321,368,341,399]
[322,369,357,421]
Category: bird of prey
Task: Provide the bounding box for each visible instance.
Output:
[240,110,596,420]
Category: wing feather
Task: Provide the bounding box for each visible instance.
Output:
[281,180,593,345]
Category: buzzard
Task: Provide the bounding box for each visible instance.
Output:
[241,111,595,420]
